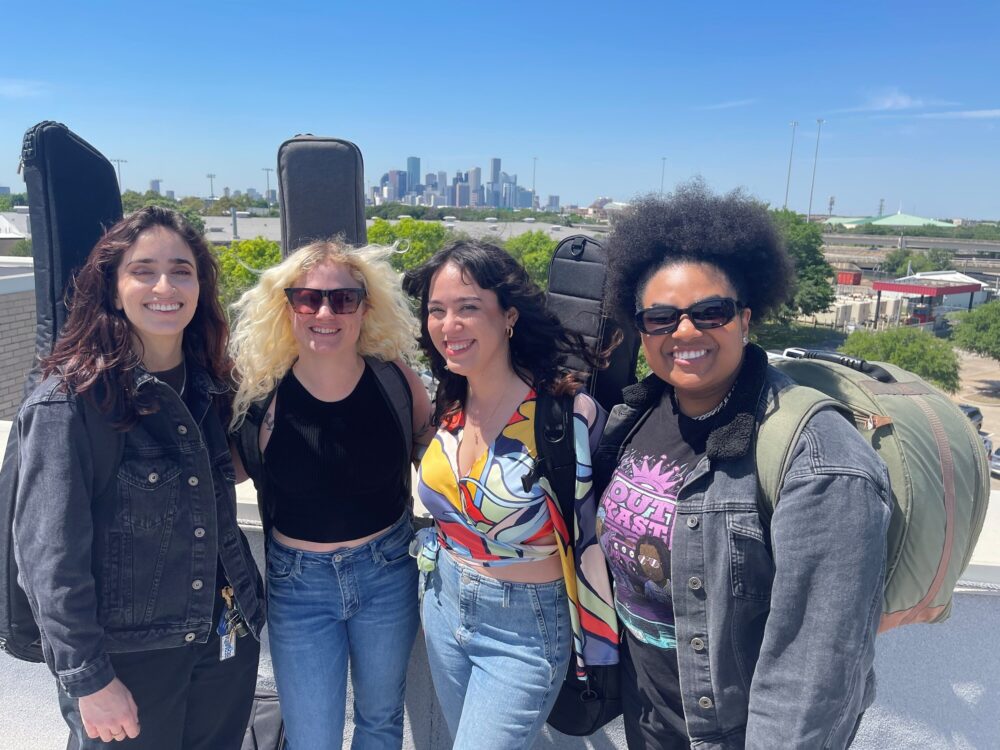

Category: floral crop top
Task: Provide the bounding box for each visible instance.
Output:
[416,388,619,672]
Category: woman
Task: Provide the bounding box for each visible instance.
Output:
[596,185,892,749]
[228,240,432,750]
[402,240,618,748]
[13,206,264,748]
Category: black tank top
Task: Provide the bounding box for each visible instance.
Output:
[264,364,407,543]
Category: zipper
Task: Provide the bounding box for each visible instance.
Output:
[17,128,37,174]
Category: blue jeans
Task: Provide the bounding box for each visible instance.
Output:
[267,513,419,750]
[421,550,571,749]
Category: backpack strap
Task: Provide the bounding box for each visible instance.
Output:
[364,356,413,480]
[754,384,846,520]
[532,391,577,534]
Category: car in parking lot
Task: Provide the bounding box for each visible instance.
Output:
[959,404,984,431]
[991,448,1000,478]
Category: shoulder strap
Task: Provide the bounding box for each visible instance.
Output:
[534,391,577,534]
[365,356,413,464]
[754,384,844,519]
[234,391,276,486]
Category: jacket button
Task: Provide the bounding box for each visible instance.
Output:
[688,576,703,591]
[148,472,159,484]
[191,579,203,590]
[194,527,206,538]
[188,476,199,487]
[698,696,714,709]
[184,632,196,643]
[177,424,188,435]
[686,516,699,529]
[690,637,705,651]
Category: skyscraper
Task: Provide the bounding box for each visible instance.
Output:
[149,179,162,195]
[407,157,420,196]
[468,167,482,207]
[490,158,501,185]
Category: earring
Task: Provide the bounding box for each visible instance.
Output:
[742,335,749,345]
[506,325,514,339]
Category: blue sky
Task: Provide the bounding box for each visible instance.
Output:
[2,1,998,218]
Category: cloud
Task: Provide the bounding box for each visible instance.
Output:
[916,109,1000,120]
[0,79,49,98]
[695,98,757,111]
[835,87,955,114]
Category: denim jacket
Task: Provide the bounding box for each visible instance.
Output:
[595,345,891,749]
[13,365,265,698]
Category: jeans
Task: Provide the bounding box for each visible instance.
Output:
[267,513,419,750]
[421,550,571,749]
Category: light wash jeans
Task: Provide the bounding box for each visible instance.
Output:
[267,513,419,750]
[421,549,571,749]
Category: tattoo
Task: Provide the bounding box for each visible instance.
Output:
[263,412,275,432]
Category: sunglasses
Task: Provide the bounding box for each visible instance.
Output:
[634,297,743,336]
[284,287,366,315]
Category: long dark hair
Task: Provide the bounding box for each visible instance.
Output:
[42,205,231,426]
[402,240,596,423]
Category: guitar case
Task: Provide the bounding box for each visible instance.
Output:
[277,135,366,256]
[546,234,639,412]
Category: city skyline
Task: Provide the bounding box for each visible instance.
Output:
[1,2,998,218]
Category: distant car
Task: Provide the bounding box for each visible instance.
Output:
[960,404,984,431]
[990,448,1000,478]
[982,432,993,459]
[549,225,562,231]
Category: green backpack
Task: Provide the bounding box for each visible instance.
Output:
[757,349,991,633]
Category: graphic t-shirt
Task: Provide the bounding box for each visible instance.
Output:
[598,392,711,649]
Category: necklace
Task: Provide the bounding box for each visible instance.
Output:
[464,377,519,451]
[672,383,735,422]
[178,361,187,397]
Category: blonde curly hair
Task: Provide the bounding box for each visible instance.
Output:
[229,239,418,428]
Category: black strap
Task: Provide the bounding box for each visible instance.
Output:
[530,391,577,535]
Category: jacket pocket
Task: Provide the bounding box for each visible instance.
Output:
[727,511,773,602]
[117,459,181,530]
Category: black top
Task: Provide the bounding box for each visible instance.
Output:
[264,364,407,543]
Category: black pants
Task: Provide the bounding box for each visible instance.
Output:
[59,601,259,750]
[621,630,689,750]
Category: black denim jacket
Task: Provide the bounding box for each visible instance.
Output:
[13,365,265,698]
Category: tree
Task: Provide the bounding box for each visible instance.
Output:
[368,218,448,271]
[215,237,282,312]
[951,300,1000,363]
[503,231,557,288]
[840,327,959,393]
[770,209,835,317]
[883,247,954,276]
[7,239,32,257]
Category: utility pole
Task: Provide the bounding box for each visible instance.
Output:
[206,173,217,201]
[806,118,824,222]
[783,121,797,209]
[262,167,273,206]
[878,198,885,217]
[111,159,127,190]
[660,157,666,195]
[828,195,835,216]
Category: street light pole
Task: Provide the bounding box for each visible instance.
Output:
[531,156,537,209]
[783,121,797,209]
[111,159,127,190]
[206,173,217,201]
[262,167,273,206]
[806,118,824,222]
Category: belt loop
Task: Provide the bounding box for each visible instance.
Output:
[503,581,511,608]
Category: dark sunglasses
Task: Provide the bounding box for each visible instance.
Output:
[284,287,366,315]
[634,297,743,335]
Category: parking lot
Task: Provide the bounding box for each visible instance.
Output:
[954,349,1000,490]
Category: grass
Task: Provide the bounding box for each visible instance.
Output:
[750,321,847,353]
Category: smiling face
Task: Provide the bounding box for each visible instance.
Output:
[426,262,517,382]
[288,261,366,357]
[638,261,751,414]
[115,226,199,367]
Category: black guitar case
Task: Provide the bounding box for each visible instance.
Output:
[19,121,123,387]
[2,122,122,663]
[545,234,639,412]
[277,135,366,256]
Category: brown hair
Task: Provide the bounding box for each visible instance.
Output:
[42,205,232,426]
